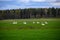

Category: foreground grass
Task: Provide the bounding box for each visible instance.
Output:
[0,18,60,40]
[0,29,60,40]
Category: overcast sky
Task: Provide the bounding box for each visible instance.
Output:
[0,0,60,10]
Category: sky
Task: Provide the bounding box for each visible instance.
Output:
[0,0,60,10]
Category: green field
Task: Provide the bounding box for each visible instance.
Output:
[0,18,60,40]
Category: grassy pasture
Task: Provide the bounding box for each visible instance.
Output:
[0,18,60,40]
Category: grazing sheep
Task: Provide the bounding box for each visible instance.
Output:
[45,21,48,24]
[41,22,45,26]
[33,22,35,24]
[23,22,27,24]
[37,22,40,24]
[13,21,17,24]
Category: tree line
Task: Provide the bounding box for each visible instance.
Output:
[0,7,60,20]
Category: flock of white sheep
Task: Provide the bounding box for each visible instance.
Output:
[12,21,48,26]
